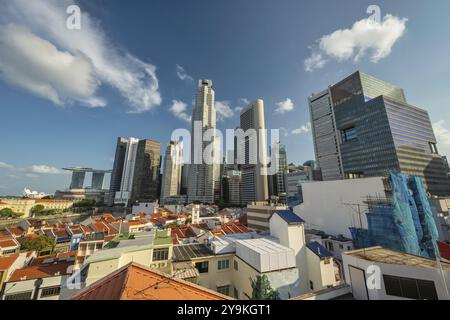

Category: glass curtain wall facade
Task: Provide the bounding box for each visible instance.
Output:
[330,71,450,197]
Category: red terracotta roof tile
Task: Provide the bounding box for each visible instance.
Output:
[70,263,231,300]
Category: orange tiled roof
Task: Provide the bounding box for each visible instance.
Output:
[0,238,18,248]
[34,199,71,203]
[8,227,25,236]
[70,263,231,300]
[127,220,148,227]
[0,253,20,270]
[9,261,73,282]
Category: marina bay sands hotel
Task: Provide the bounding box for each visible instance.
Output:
[55,167,112,204]
[63,167,112,190]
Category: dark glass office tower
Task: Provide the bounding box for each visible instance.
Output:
[108,137,128,205]
[326,71,450,196]
[131,139,161,204]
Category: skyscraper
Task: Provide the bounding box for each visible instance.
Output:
[107,137,129,205]
[239,99,269,204]
[310,71,450,196]
[114,137,139,205]
[110,137,161,206]
[188,80,219,204]
[161,140,183,203]
[269,143,288,197]
[130,139,161,204]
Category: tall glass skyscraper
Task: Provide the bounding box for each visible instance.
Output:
[188,80,219,204]
[310,71,450,197]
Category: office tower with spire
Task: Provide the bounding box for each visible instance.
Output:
[187,80,219,204]
[161,140,183,203]
[239,99,269,204]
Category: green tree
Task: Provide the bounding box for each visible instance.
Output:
[21,235,55,253]
[31,205,45,216]
[0,208,23,218]
[247,275,281,300]
[74,199,96,207]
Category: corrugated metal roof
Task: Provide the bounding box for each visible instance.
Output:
[173,244,213,261]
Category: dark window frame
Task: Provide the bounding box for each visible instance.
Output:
[383,275,438,300]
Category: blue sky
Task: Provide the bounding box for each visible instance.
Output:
[1,0,450,195]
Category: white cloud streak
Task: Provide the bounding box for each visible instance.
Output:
[292,123,311,135]
[176,64,194,82]
[0,162,14,169]
[29,165,66,175]
[0,0,161,112]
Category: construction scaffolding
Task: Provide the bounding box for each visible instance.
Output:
[350,170,439,258]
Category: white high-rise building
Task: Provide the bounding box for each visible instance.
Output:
[161,140,183,203]
[239,99,269,204]
[188,80,219,204]
[114,137,140,205]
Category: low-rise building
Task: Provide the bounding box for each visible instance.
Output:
[0,237,20,257]
[245,202,289,231]
[342,246,450,300]
[0,253,29,290]
[1,257,75,300]
[70,262,231,300]
[82,230,173,286]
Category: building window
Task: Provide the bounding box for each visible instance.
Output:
[217,286,230,296]
[233,288,239,299]
[234,260,239,271]
[310,281,314,291]
[341,127,357,143]
[195,261,209,274]
[4,291,33,300]
[429,142,438,154]
[339,244,344,250]
[153,248,169,261]
[327,242,334,251]
[2,249,17,255]
[383,275,438,300]
[347,172,365,179]
[40,286,61,298]
[218,259,230,270]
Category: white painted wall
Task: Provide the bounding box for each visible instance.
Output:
[294,177,386,238]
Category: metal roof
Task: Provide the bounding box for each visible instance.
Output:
[306,241,333,259]
[173,244,214,261]
[272,210,305,225]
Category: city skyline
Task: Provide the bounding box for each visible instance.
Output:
[2,0,450,195]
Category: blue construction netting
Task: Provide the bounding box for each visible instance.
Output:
[350,170,439,258]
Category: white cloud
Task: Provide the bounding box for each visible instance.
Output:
[279,127,290,137]
[216,101,235,121]
[304,52,327,73]
[0,24,105,107]
[0,0,161,113]
[292,123,311,135]
[434,120,450,147]
[305,14,407,72]
[170,100,191,123]
[25,173,39,179]
[0,162,14,169]
[176,64,193,82]
[29,165,65,175]
[275,98,294,114]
